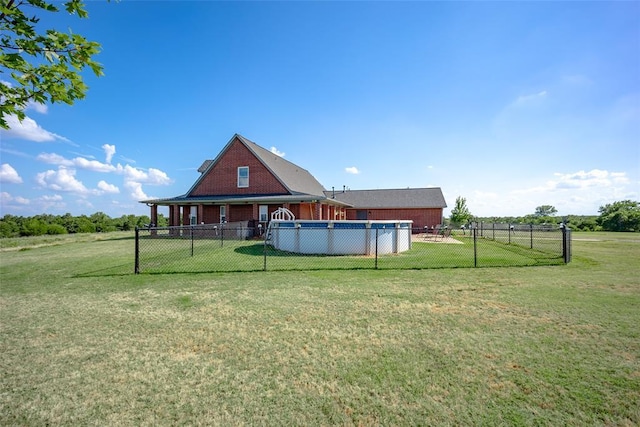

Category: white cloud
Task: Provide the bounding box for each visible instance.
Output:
[513,90,548,107]
[0,147,30,158]
[1,114,71,143]
[37,152,117,172]
[146,168,172,185]
[551,169,629,190]
[27,101,48,114]
[0,163,23,184]
[124,181,149,201]
[35,167,95,195]
[32,151,172,203]
[345,166,360,174]
[38,194,65,211]
[36,152,75,166]
[117,165,171,201]
[74,157,117,173]
[76,199,94,209]
[97,180,120,194]
[121,164,147,181]
[14,195,30,204]
[118,155,136,164]
[471,169,637,216]
[510,170,631,196]
[120,164,171,185]
[1,191,30,205]
[102,144,116,163]
[40,194,63,202]
[270,146,285,157]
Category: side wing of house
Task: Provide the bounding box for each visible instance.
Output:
[327,188,447,231]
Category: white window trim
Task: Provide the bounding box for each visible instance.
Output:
[220,205,226,223]
[237,166,249,188]
[259,205,268,222]
[189,206,197,225]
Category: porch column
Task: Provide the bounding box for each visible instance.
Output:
[197,204,204,224]
[170,204,180,226]
[150,204,158,226]
[181,206,190,226]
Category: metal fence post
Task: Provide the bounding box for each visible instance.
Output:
[562,226,572,263]
[134,226,140,274]
[375,227,379,269]
[190,225,194,257]
[263,226,268,271]
[473,226,478,267]
[530,223,534,249]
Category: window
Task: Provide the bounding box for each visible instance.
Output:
[259,205,268,222]
[237,166,249,188]
[219,205,226,223]
[189,206,197,225]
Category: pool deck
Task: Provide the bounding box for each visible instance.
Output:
[414,233,464,244]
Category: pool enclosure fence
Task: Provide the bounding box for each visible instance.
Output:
[134,222,571,274]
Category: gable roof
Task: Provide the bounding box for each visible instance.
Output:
[187,134,327,198]
[325,187,447,209]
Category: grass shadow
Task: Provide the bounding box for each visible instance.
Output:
[73,262,135,278]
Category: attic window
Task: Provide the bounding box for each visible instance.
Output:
[237,166,249,188]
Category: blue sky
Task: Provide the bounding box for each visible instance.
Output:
[1,0,638,218]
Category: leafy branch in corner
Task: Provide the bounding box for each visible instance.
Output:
[0,0,104,129]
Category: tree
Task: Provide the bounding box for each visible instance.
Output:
[450,196,473,226]
[534,205,558,217]
[0,0,104,129]
[597,200,640,232]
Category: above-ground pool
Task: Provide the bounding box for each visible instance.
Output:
[268,220,413,255]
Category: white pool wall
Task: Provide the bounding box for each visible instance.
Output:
[269,220,412,255]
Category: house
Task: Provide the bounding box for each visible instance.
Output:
[141,134,446,232]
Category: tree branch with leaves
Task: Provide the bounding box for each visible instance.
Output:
[0,0,104,129]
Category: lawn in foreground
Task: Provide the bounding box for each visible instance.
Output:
[0,232,638,425]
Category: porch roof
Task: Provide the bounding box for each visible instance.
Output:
[143,193,352,207]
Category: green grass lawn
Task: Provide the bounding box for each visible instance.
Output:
[1,231,638,425]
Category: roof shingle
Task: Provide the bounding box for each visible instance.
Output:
[324,188,447,209]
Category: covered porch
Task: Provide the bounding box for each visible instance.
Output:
[145,195,351,231]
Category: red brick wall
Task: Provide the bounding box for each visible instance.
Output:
[190,138,288,196]
[202,205,220,224]
[345,208,443,230]
[229,205,253,222]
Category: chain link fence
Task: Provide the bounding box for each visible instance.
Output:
[134,223,571,274]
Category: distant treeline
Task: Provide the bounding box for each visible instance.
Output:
[472,200,639,232]
[2,200,638,238]
[470,215,600,231]
[0,213,168,238]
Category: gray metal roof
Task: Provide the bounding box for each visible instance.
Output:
[186,134,327,198]
[324,188,447,209]
[235,135,327,197]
